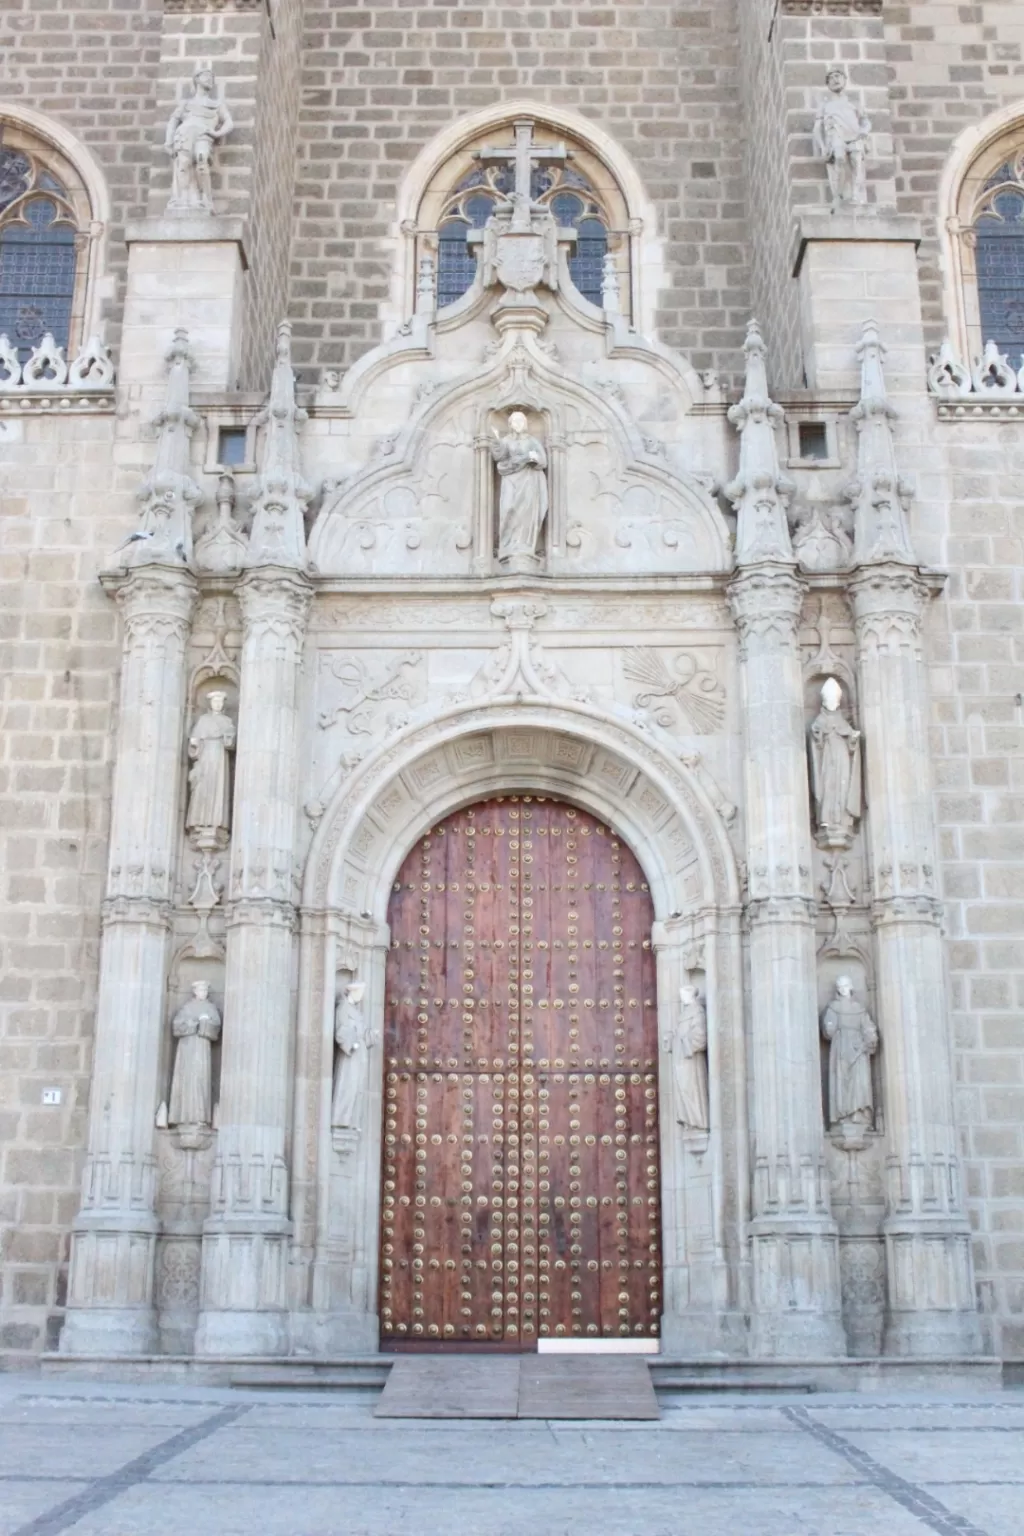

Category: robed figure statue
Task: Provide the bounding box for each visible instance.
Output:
[821,976,879,1138]
[663,985,710,1134]
[168,980,222,1130]
[490,410,548,564]
[809,677,862,849]
[331,981,378,1133]
[185,691,236,849]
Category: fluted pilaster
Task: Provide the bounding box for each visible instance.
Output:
[851,565,982,1357]
[62,565,198,1356]
[196,566,312,1356]
[729,566,845,1357]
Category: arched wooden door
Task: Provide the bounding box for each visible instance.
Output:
[380,794,661,1350]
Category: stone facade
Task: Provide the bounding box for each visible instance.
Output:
[0,0,1022,1369]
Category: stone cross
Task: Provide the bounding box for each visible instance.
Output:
[475,119,567,232]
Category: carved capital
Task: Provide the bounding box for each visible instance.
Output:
[101,894,173,929]
[728,566,806,656]
[113,565,198,649]
[849,564,930,656]
[237,567,312,648]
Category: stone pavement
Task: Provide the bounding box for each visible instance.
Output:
[0,1373,1022,1536]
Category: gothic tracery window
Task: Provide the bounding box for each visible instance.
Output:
[971,151,1024,360]
[0,134,87,362]
[418,121,629,316]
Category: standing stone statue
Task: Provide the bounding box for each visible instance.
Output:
[164,66,233,215]
[489,411,549,564]
[168,980,222,1130]
[331,982,378,1133]
[809,678,862,849]
[186,691,236,849]
[813,67,871,208]
[663,985,710,1134]
[821,976,878,1137]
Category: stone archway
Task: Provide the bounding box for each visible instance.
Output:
[289,704,748,1358]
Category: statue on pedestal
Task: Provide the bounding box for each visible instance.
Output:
[185,691,236,850]
[664,985,710,1134]
[165,66,233,215]
[813,67,871,208]
[809,678,862,849]
[490,411,548,565]
[168,980,221,1131]
[331,982,378,1140]
[821,976,878,1143]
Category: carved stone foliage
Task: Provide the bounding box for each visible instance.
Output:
[0,333,115,392]
[622,648,725,734]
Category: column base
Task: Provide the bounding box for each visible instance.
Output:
[883,1219,984,1357]
[659,1309,750,1358]
[194,1308,291,1357]
[751,1217,847,1359]
[60,1305,159,1357]
[290,1308,380,1357]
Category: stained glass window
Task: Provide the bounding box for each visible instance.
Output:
[973,156,1024,361]
[435,158,613,310]
[0,145,79,362]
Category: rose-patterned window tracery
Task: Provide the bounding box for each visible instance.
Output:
[0,142,81,362]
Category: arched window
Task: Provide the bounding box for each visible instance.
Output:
[0,127,93,363]
[417,119,628,316]
[972,151,1024,359]
[942,113,1024,366]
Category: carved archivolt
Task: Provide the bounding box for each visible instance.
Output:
[303,701,741,920]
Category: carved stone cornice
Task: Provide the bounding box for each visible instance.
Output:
[164,0,262,10]
[779,0,882,14]
[101,895,173,929]
[727,564,806,656]
[849,563,930,655]
[225,897,298,932]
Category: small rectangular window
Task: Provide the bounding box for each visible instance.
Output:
[217,427,248,467]
[798,422,829,461]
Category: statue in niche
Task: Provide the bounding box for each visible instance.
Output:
[663,985,710,1134]
[813,67,871,208]
[821,976,878,1142]
[165,65,233,215]
[331,982,378,1137]
[489,411,548,565]
[185,691,236,850]
[809,678,862,849]
[168,980,222,1131]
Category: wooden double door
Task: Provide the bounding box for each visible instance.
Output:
[380,795,662,1350]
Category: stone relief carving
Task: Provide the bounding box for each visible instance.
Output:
[165,65,233,215]
[317,651,424,734]
[185,691,236,850]
[247,322,312,569]
[195,473,247,574]
[813,66,871,208]
[475,119,564,308]
[186,852,225,960]
[846,323,916,565]
[447,600,592,707]
[0,332,116,392]
[113,329,202,569]
[792,500,852,573]
[166,980,222,1142]
[490,409,549,569]
[664,986,710,1137]
[808,678,862,850]
[331,981,378,1155]
[622,648,725,734]
[821,976,878,1148]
